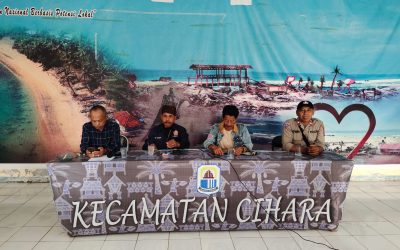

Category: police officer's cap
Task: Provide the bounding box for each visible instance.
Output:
[297,101,314,110]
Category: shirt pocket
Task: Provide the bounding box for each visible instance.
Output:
[293,131,302,143]
[308,131,318,143]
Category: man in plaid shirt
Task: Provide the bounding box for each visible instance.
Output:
[80,105,121,158]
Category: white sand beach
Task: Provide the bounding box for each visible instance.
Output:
[136,80,171,87]
[325,134,400,164]
[0,37,87,161]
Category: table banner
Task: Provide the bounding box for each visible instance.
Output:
[47,150,353,236]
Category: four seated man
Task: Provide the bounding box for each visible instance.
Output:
[81,101,325,158]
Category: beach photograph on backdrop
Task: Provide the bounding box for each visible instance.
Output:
[0,0,399,164]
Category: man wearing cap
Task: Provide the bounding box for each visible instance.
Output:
[203,105,253,156]
[142,105,189,150]
[282,101,325,156]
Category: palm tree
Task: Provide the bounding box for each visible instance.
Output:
[297,77,303,89]
[58,66,78,96]
[319,75,325,91]
[57,47,78,96]
[337,80,344,91]
[104,74,136,110]
[136,161,178,195]
[92,62,112,92]
[240,161,280,194]
[330,65,342,90]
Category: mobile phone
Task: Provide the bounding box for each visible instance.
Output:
[242,151,257,156]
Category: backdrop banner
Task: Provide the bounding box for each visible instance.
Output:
[0,1,399,164]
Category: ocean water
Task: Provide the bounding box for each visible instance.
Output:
[133,69,400,82]
[0,64,37,162]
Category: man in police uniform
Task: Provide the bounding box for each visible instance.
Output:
[142,105,189,150]
[282,101,324,156]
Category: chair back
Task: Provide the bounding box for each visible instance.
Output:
[271,135,282,151]
[120,135,129,152]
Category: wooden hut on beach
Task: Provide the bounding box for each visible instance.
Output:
[188,64,252,88]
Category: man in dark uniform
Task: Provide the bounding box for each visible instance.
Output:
[142,105,189,150]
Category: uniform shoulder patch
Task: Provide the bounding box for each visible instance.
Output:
[284,120,292,129]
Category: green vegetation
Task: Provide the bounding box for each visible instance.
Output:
[0,29,135,110]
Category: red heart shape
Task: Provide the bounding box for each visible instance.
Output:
[314,103,376,159]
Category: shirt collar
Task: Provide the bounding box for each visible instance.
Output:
[296,118,314,127]
[219,122,238,133]
[162,123,176,130]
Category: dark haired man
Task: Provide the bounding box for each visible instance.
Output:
[203,105,253,156]
[143,105,189,150]
[80,105,121,158]
[282,101,325,156]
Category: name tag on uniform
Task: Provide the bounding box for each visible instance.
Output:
[292,130,300,133]
[154,137,162,140]
[310,131,318,133]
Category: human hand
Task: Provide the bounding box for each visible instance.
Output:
[92,147,106,157]
[166,139,180,149]
[85,149,94,158]
[234,147,244,156]
[210,145,224,156]
[308,144,322,156]
[86,148,104,158]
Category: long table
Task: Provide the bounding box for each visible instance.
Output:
[47,150,353,236]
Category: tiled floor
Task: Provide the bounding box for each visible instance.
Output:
[0,182,399,250]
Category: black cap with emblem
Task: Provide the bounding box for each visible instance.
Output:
[297,101,314,110]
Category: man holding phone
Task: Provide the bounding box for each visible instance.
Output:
[282,101,325,156]
[80,105,121,158]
